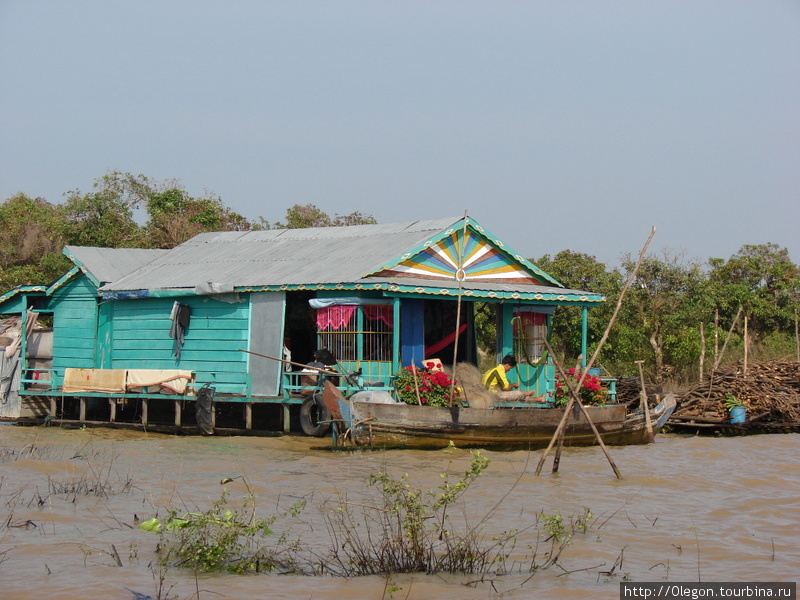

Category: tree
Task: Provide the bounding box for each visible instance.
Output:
[0,193,70,289]
[621,251,707,383]
[145,188,250,248]
[534,251,623,363]
[272,204,376,229]
[707,243,799,347]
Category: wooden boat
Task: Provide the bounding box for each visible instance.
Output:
[324,388,676,450]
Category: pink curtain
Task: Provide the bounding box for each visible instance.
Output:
[316,305,357,330]
[362,305,393,328]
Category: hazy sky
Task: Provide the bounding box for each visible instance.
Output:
[1,1,798,268]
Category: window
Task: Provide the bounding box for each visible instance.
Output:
[316,304,393,362]
[512,311,547,364]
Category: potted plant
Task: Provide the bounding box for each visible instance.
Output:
[394,364,462,407]
[550,368,608,407]
[723,394,747,424]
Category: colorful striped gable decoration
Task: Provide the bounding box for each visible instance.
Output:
[371,222,554,286]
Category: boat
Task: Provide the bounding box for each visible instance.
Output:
[318,383,676,450]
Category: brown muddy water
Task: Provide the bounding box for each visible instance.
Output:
[0,424,797,600]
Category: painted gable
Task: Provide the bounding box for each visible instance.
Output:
[368,221,562,287]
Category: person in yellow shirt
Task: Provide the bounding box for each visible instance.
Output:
[482,355,538,401]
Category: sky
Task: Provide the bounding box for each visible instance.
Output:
[1,1,798,268]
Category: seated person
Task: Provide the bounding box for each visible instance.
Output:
[482,355,539,401]
[298,349,339,394]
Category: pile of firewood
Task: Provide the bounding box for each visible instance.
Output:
[670,359,800,425]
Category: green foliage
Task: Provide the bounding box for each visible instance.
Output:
[723,394,746,410]
[145,487,304,574]
[0,193,68,287]
[535,251,623,361]
[272,203,377,229]
[322,449,511,575]
[708,243,800,344]
[393,365,461,406]
[552,369,608,407]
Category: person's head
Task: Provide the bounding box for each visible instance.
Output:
[501,355,517,371]
[313,348,337,366]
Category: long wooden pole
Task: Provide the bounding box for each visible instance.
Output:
[743,315,749,378]
[699,322,705,383]
[635,359,655,443]
[538,341,622,479]
[449,211,470,405]
[238,349,337,374]
[552,355,583,473]
[535,226,656,478]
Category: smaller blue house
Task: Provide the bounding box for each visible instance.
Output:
[0,216,605,432]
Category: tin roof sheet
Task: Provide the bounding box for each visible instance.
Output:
[102,217,463,292]
[64,246,169,284]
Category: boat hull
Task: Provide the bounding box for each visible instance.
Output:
[345,394,676,450]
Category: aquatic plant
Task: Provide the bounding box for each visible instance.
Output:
[143,485,306,574]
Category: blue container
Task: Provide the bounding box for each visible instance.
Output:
[729,405,746,424]
[588,367,602,377]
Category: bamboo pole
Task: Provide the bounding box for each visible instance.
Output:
[449,211,470,405]
[635,359,655,443]
[711,306,743,372]
[534,224,656,479]
[538,341,622,479]
[552,355,582,474]
[743,315,749,378]
[699,322,705,383]
[238,349,337,374]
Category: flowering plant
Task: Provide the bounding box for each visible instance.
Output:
[394,364,461,407]
[551,368,607,407]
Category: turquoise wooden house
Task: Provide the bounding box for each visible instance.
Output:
[0,216,605,432]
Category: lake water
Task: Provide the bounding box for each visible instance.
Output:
[0,424,797,599]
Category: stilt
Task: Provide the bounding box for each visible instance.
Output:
[79,397,86,422]
[142,398,149,425]
[245,403,253,429]
[283,403,290,432]
[109,399,116,423]
[174,400,182,427]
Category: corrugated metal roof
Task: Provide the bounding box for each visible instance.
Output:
[360,277,602,300]
[102,217,463,292]
[64,246,170,284]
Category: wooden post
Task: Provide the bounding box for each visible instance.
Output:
[449,211,469,405]
[174,400,182,427]
[699,322,705,383]
[535,226,656,479]
[142,399,149,426]
[79,397,86,422]
[743,315,749,377]
[795,308,799,362]
[245,403,253,430]
[282,404,290,432]
[635,360,655,443]
[109,399,116,423]
[50,397,56,417]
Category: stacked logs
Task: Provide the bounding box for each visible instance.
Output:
[669,359,800,426]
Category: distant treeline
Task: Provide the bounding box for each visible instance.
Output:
[2,171,798,384]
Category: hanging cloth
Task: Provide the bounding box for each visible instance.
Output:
[169,302,191,359]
